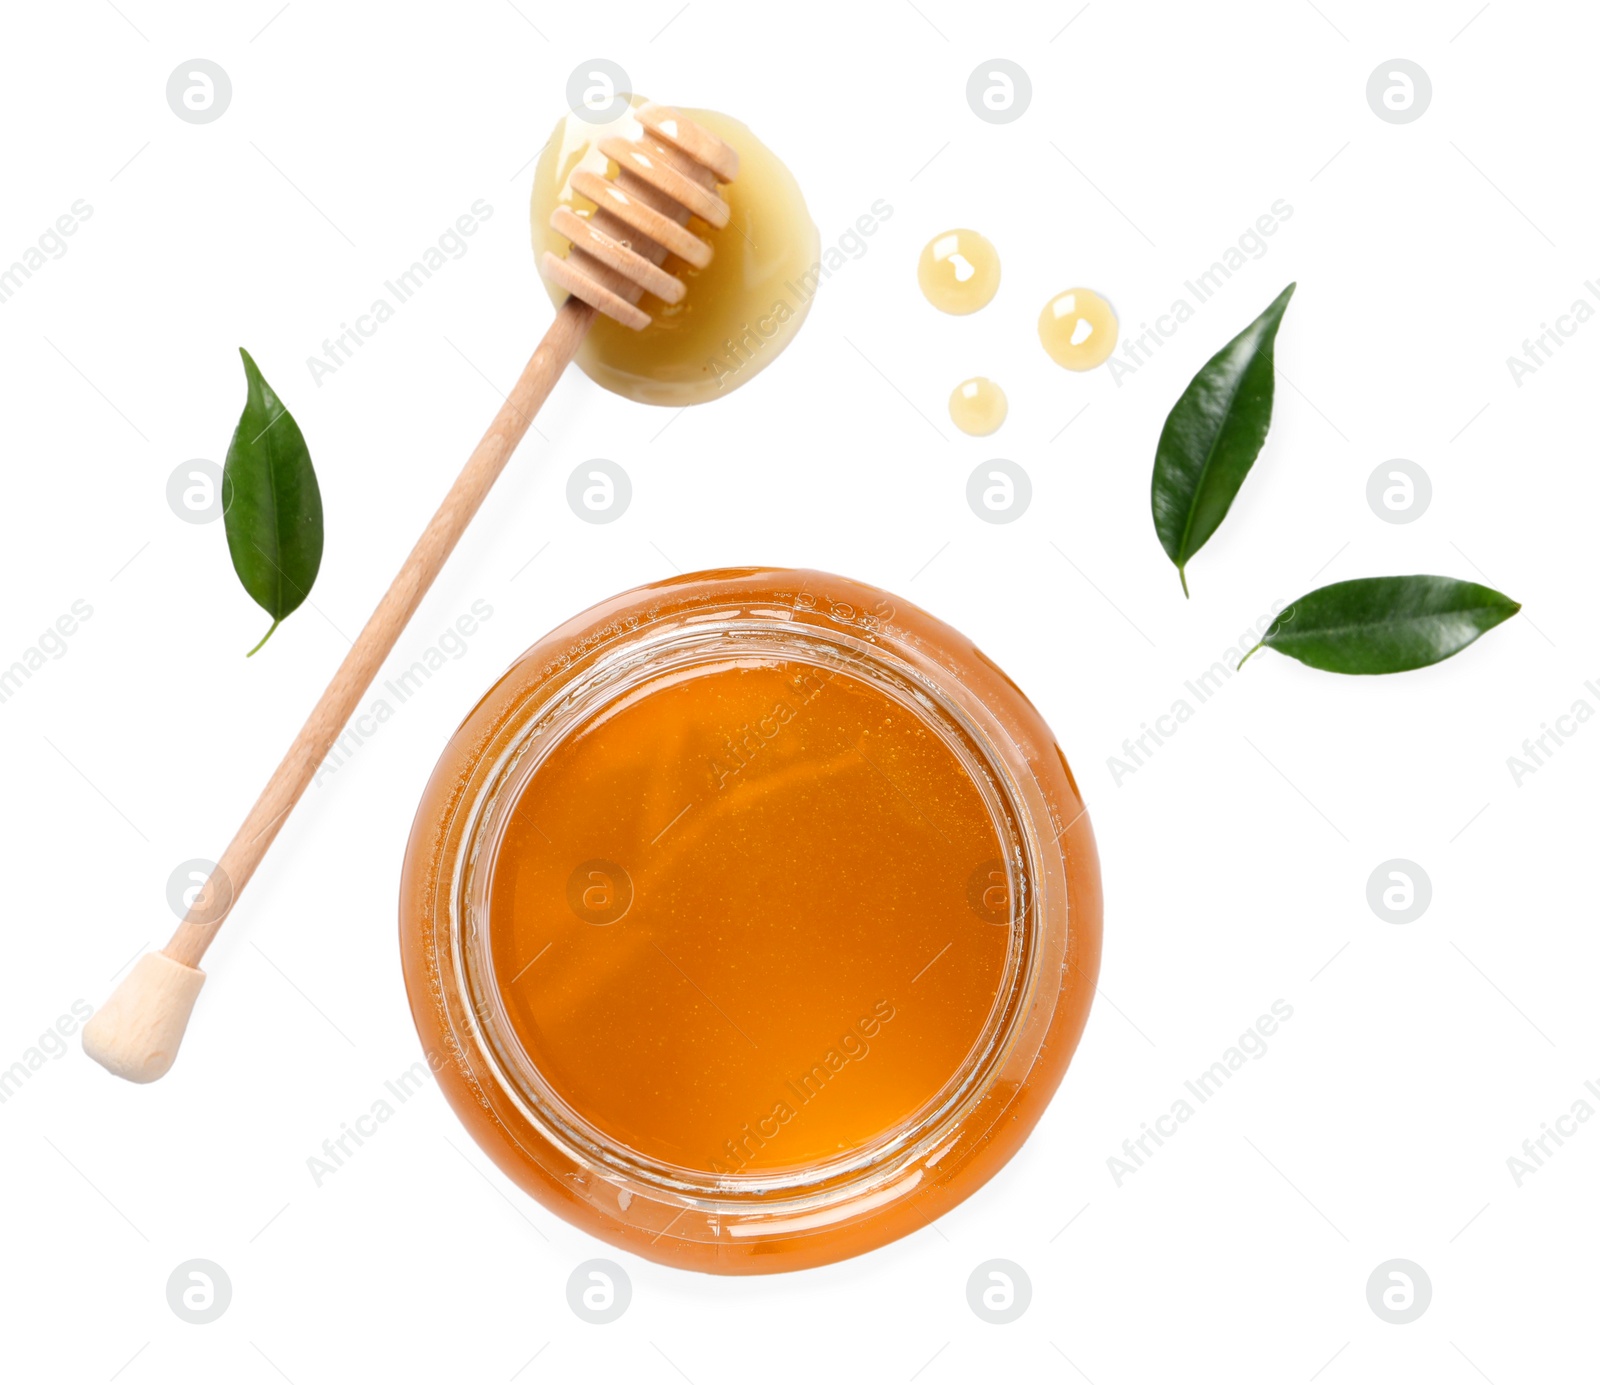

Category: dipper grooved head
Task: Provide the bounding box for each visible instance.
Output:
[540,103,740,331]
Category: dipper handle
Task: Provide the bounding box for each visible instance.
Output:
[84,105,741,1082]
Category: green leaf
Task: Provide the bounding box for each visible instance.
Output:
[222,349,323,655]
[1239,575,1521,675]
[1151,282,1296,596]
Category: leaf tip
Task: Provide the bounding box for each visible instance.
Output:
[1178,566,1190,599]
[238,346,266,389]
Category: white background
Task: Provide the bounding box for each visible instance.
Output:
[2,0,1595,1380]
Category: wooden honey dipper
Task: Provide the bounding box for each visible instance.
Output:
[83,103,740,1083]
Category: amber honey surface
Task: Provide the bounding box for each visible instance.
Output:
[487,657,1009,1176]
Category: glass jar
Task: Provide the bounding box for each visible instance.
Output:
[400,567,1101,1273]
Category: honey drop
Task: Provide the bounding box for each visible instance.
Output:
[917,229,1000,315]
[948,377,1008,436]
[1038,288,1119,370]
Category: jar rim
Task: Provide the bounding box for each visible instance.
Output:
[449,619,1050,1211]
